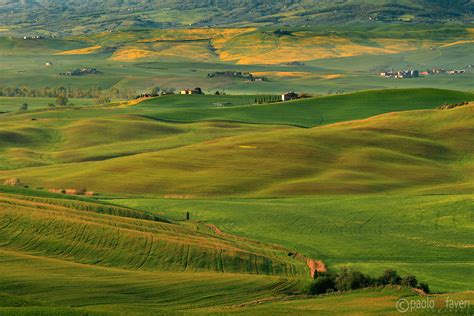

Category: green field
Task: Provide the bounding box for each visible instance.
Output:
[138,88,474,127]
[0,24,472,96]
[1,91,472,196]
[0,97,94,112]
[0,22,473,314]
[0,187,472,314]
[113,194,474,293]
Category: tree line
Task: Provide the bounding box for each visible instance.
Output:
[0,86,136,100]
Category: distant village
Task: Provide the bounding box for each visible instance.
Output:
[380,68,466,79]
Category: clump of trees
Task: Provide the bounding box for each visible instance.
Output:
[94,96,111,105]
[438,101,469,110]
[254,96,281,104]
[305,267,430,296]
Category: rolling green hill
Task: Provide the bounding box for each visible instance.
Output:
[0,189,308,276]
[0,189,311,314]
[0,188,471,314]
[1,1,473,314]
[116,194,474,293]
[0,91,472,313]
[138,88,474,127]
[0,93,472,196]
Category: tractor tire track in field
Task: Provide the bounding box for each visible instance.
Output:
[137,233,153,269]
[0,193,311,278]
[203,221,326,279]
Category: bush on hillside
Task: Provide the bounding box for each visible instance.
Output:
[56,95,69,106]
[378,269,401,285]
[438,101,469,110]
[401,275,418,288]
[336,267,369,291]
[418,282,430,294]
[305,267,429,296]
[150,87,161,96]
[305,274,336,295]
[95,96,111,105]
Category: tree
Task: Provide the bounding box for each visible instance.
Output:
[418,282,430,294]
[306,274,336,295]
[150,86,161,96]
[194,87,203,94]
[336,267,368,291]
[48,103,55,108]
[379,269,401,285]
[19,103,28,111]
[162,88,176,95]
[95,96,111,105]
[401,275,418,288]
[56,95,69,106]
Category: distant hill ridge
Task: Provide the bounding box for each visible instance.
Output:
[0,0,472,35]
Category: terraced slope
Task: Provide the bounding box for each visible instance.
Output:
[0,189,308,276]
[3,103,472,196]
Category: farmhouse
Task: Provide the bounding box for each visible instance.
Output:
[180,87,204,95]
[281,92,299,101]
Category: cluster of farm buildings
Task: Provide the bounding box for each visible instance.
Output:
[178,88,299,101]
[380,68,466,79]
[139,87,300,102]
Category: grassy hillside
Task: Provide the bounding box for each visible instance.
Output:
[0,92,472,313]
[0,190,308,276]
[1,0,472,36]
[0,97,94,112]
[138,88,474,127]
[2,101,471,196]
[0,187,471,313]
[0,25,472,95]
[208,288,474,315]
[115,194,474,293]
[0,189,313,314]
[3,88,470,170]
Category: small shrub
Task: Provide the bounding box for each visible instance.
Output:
[418,282,430,294]
[56,95,69,106]
[306,274,336,295]
[401,275,418,288]
[379,269,401,285]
